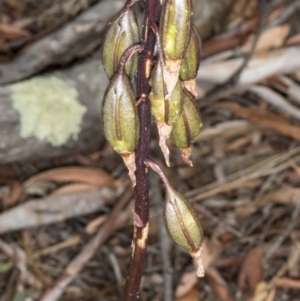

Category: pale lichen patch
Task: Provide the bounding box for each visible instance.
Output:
[9,76,87,146]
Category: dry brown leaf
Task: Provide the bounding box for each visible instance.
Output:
[84,215,107,234]
[275,277,300,289]
[244,24,290,53]
[236,185,300,217]
[226,0,258,25]
[175,270,198,299]
[250,85,300,121]
[206,267,234,301]
[238,247,263,293]
[50,183,99,196]
[198,46,300,86]
[201,238,222,270]
[175,239,222,299]
[286,32,300,46]
[175,238,222,298]
[214,102,300,141]
[177,286,199,301]
[202,18,257,57]
[225,136,252,152]
[202,36,245,57]
[25,167,116,190]
[1,180,22,209]
[0,23,30,40]
[0,190,119,234]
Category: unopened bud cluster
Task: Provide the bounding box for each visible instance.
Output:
[101,1,141,186]
[151,0,202,166]
[101,0,204,275]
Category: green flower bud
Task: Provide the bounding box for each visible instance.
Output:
[149,59,183,166]
[101,6,140,79]
[171,89,202,166]
[165,185,204,277]
[179,25,202,82]
[164,185,203,252]
[149,60,182,125]
[160,0,192,62]
[102,71,139,186]
[159,0,192,99]
[179,25,201,97]
[145,159,204,277]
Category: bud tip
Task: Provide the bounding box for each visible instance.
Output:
[181,147,193,167]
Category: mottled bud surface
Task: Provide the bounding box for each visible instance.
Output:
[179,25,202,81]
[164,185,203,252]
[149,60,183,125]
[102,72,139,154]
[101,7,140,79]
[160,0,192,61]
[171,89,202,148]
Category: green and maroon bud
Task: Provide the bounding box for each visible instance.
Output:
[145,159,204,277]
[160,0,192,62]
[179,25,202,97]
[171,88,202,166]
[101,5,140,79]
[102,68,140,186]
[159,0,193,99]
[149,59,182,125]
[149,57,183,166]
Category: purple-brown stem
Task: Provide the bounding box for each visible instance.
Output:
[122,0,161,300]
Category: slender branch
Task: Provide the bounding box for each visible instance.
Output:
[122,0,161,300]
[117,44,144,76]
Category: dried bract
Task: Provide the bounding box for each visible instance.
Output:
[149,58,183,166]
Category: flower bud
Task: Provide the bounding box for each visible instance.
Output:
[179,25,202,97]
[149,60,182,125]
[101,6,140,79]
[171,89,202,166]
[179,25,201,81]
[149,58,183,166]
[164,185,203,253]
[144,159,204,277]
[102,71,139,186]
[159,0,192,99]
[160,0,192,62]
